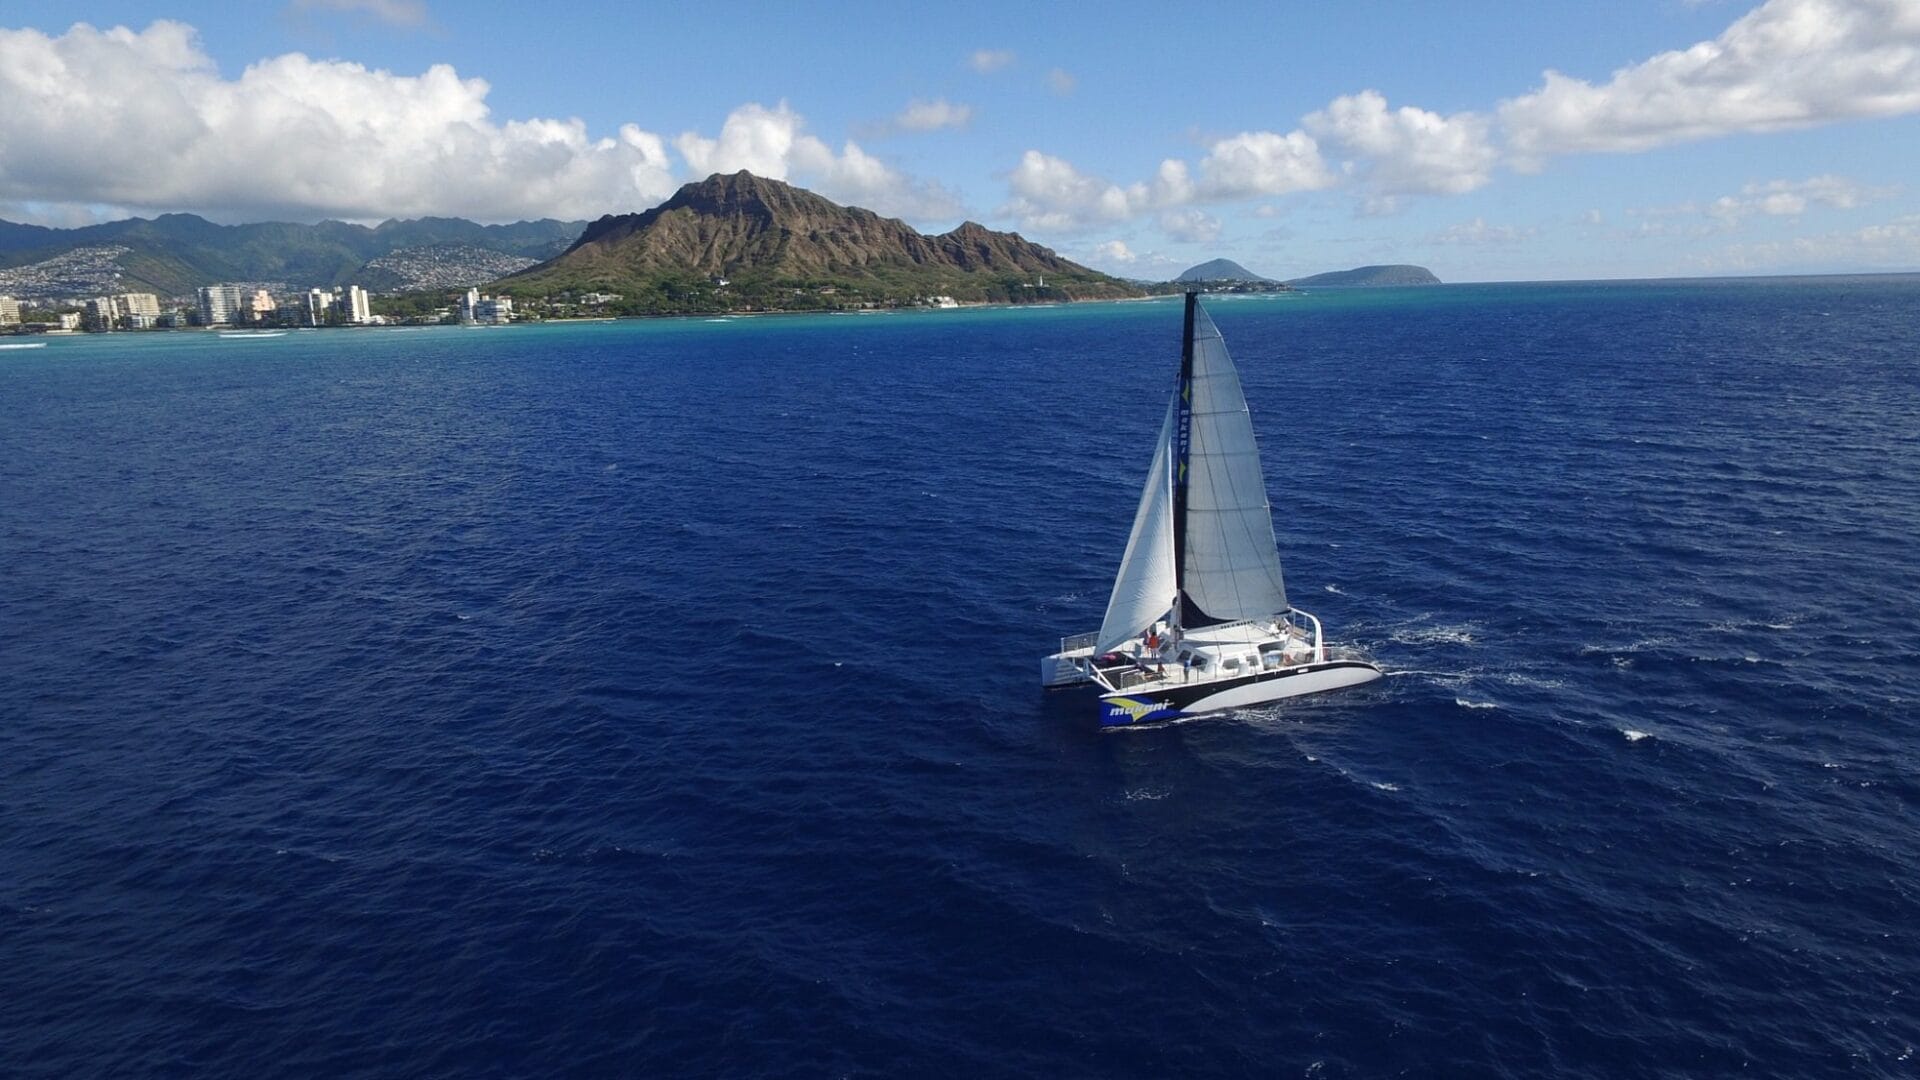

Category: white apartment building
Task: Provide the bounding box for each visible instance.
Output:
[0,295,21,324]
[344,285,371,324]
[198,284,244,326]
[474,296,513,324]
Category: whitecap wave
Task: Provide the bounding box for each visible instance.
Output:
[1455,698,1497,710]
[1389,623,1478,646]
[1622,729,1651,742]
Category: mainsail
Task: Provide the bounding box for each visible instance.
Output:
[1096,295,1289,654]
[1176,301,1289,626]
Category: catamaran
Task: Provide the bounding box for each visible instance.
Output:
[1042,293,1381,726]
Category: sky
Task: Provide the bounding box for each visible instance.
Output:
[2,0,1919,281]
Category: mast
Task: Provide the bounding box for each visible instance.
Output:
[1171,291,1197,633]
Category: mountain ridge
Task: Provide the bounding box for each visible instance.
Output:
[503,171,1139,311]
[0,214,588,298]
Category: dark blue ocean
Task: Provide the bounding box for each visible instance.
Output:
[3,278,1917,1078]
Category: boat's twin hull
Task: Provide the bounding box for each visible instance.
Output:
[1098,660,1381,726]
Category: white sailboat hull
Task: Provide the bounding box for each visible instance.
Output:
[1095,659,1381,726]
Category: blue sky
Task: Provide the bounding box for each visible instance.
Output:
[3,0,1918,281]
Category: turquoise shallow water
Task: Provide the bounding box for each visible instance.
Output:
[3,279,1918,1077]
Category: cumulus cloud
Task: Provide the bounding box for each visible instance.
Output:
[0,22,963,227]
[0,20,675,222]
[1500,0,1920,165]
[1048,68,1077,96]
[1000,128,1337,232]
[1092,240,1137,264]
[289,0,428,26]
[893,98,972,132]
[969,49,1014,73]
[1193,130,1334,200]
[678,102,966,222]
[1000,152,1143,230]
[1304,90,1496,196]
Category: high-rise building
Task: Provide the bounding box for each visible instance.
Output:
[119,293,161,319]
[0,295,21,325]
[198,284,244,326]
[344,285,371,324]
[306,288,333,325]
[84,297,118,331]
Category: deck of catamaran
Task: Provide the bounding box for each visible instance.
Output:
[1044,609,1373,695]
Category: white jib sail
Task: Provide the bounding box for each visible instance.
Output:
[1181,304,1289,623]
[1096,395,1178,654]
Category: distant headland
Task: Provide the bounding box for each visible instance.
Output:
[1287,264,1440,287]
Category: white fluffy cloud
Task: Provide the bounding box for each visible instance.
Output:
[995,1,1920,237]
[1092,240,1137,263]
[0,22,961,227]
[1001,151,1150,230]
[1304,90,1496,196]
[1001,129,1338,234]
[678,102,966,222]
[0,21,675,222]
[1501,0,1920,164]
[1193,130,1333,200]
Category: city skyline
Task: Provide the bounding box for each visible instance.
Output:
[2,1,1919,282]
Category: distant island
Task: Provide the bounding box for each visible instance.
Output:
[1287,264,1440,287]
[1165,259,1440,292]
[1175,258,1277,284]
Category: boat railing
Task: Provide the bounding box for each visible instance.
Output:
[1058,630,1100,654]
[1104,666,1165,691]
[1289,607,1327,663]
